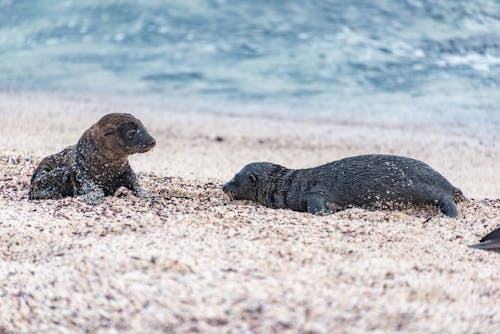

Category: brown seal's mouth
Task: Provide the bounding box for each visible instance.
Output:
[129,145,154,154]
[128,138,156,155]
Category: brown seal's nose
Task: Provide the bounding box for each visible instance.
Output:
[143,135,156,149]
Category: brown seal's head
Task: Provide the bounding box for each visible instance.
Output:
[89,113,156,157]
[223,162,283,203]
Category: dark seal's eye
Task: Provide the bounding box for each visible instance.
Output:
[248,174,257,183]
[127,129,138,139]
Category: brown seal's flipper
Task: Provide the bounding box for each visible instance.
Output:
[29,147,75,200]
[29,167,73,199]
[469,228,500,250]
[115,162,150,198]
[76,177,106,205]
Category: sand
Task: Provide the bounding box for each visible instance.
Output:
[0,92,499,333]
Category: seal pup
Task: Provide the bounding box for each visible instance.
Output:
[223,154,464,217]
[29,113,156,204]
[469,228,500,250]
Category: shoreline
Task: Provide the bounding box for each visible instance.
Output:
[2,89,500,131]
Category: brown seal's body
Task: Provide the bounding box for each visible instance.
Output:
[223,154,464,218]
[29,113,156,204]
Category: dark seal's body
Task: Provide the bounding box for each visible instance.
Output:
[223,154,464,217]
[29,113,156,203]
[469,228,500,250]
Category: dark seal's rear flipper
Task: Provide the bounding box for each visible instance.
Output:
[469,227,500,250]
[438,194,458,218]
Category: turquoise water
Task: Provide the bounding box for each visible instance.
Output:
[1,0,499,127]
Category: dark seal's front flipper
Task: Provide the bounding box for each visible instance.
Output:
[304,192,341,215]
[469,228,500,250]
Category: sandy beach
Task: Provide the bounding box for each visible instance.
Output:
[0,92,499,333]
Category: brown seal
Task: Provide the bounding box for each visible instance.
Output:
[223,154,464,218]
[29,113,156,204]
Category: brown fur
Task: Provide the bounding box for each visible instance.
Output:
[29,113,156,203]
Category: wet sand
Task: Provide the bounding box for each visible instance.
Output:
[0,92,499,333]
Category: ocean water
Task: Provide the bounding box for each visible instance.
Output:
[1,0,499,127]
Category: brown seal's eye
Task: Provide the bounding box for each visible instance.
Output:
[103,128,114,136]
[127,129,138,139]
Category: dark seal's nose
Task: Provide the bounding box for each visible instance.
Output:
[148,137,156,148]
[222,180,234,193]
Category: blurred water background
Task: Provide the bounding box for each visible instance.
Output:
[1,0,499,128]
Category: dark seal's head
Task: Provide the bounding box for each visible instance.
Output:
[89,113,156,157]
[223,162,283,204]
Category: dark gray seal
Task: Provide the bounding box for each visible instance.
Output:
[469,228,500,250]
[29,113,156,204]
[223,154,464,217]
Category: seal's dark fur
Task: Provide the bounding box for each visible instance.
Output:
[223,154,464,217]
[29,113,156,204]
